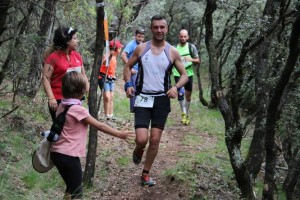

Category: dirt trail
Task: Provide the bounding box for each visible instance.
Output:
[90,101,216,200]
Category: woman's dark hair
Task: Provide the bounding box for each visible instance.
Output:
[62,71,86,99]
[53,26,78,50]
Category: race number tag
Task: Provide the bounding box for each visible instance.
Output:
[67,66,81,73]
[134,94,154,108]
[181,56,188,66]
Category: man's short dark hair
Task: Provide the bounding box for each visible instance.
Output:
[151,15,166,26]
[135,29,145,35]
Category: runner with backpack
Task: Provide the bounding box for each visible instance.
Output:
[172,29,200,125]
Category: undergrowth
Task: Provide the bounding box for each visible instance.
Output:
[0,69,245,199]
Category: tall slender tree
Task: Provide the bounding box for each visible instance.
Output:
[24,0,58,97]
[263,9,300,199]
[83,0,105,186]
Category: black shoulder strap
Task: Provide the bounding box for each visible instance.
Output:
[188,43,192,57]
[50,105,73,135]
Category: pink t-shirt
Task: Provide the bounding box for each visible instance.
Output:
[51,104,90,157]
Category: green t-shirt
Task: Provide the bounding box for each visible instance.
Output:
[172,43,199,77]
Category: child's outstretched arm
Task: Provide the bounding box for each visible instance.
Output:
[83,116,134,139]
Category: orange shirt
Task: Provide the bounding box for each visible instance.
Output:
[99,55,117,78]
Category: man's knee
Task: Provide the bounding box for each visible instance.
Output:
[149,135,161,147]
[103,97,110,103]
[185,91,192,102]
[136,138,148,147]
[178,87,185,101]
[186,96,192,102]
[148,142,160,152]
[135,134,148,147]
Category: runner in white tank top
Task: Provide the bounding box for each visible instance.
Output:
[123,15,188,186]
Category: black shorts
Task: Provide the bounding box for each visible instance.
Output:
[174,75,193,92]
[134,95,171,130]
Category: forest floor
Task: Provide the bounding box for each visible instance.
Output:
[91,114,200,200]
[87,108,238,200]
[80,84,239,200]
[0,80,240,200]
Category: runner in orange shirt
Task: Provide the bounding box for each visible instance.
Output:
[99,40,123,120]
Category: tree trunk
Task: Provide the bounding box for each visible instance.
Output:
[283,151,300,200]
[204,0,220,108]
[132,0,149,22]
[0,0,11,37]
[204,0,254,198]
[245,0,281,181]
[0,0,12,84]
[83,0,105,187]
[24,0,57,97]
[195,63,208,106]
[263,10,300,199]
[0,2,35,88]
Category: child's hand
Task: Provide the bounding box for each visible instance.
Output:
[118,131,135,143]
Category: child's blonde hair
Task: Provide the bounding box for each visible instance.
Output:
[62,71,86,99]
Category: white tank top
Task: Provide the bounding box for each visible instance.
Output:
[136,41,172,95]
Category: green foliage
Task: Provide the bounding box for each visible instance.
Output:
[1,0,299,199]
[116,157,130,167]
[0,100,10,109]
[182,133,203,146]
[95,149,113,181]
[165,0,204,44]
[105,0,136,40]
[278,83,300,158]
[164,161,196,184]
[56,0,97,69]
[21,172,40,189]
[113,94,132,120]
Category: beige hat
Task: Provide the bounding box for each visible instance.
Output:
[32,138,54,173]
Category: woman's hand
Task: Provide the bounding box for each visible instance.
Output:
[48,99,58,111]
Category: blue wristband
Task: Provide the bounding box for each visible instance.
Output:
[124,81,133,91]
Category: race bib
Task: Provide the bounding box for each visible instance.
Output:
[67,66,81,73]
[181,56,188,66]
[134,94,154,108]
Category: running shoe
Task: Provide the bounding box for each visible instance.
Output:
[132,148,143,165]
[184,115,190,125]
[141,174,156,187]
[181,113,187,124]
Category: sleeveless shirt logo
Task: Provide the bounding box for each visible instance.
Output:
[143,55,150,63]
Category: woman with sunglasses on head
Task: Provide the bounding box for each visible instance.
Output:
[42,26,89,122]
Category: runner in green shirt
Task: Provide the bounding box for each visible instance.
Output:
[173,29,200,125]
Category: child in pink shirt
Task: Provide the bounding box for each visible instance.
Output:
[50,71,133,199]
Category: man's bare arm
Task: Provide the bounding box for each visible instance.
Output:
[123,45,143,82]
[183,56,200,64]
[121,51,128,64]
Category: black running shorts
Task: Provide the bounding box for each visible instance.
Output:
[134,95,171,130]
[174,75,193,92]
